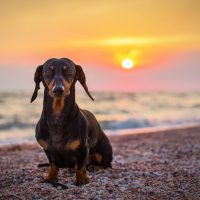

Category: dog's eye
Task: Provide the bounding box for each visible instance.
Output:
[63,68,73,75]
[44,68,54,76]
[46,70,52,74]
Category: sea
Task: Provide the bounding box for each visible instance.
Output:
[0,91,200,145]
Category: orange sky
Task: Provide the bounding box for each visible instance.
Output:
[0,0,200,91]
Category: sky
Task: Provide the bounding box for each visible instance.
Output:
[0,0,200,92]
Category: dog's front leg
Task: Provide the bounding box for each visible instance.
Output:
[75,147,89,185]
[43,163,59,183]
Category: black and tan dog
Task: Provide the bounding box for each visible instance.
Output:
[31,58,113,185]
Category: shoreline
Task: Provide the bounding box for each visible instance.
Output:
[1,123,200,147]
[0,125,200,199]
[106,122,200,136]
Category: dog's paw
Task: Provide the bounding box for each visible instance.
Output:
[75,176,89,186]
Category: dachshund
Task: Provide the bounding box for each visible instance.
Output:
[31,58,113,185]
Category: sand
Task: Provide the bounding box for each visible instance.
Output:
[0,126,200,200]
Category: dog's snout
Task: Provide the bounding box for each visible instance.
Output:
[53,86,64,95]
[53,82,64,96]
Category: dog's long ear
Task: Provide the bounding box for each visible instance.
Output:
[75,65,94,101]
[30,65,43,103]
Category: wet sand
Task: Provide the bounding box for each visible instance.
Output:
[0,126,200,199]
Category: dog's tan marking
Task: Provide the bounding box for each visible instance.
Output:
[75,166,89,185]
[38,139,48,150]
[45,79,65,114]
[94,153,103,164]
[52,98,65,114]
[44,79,54,90]
[62,79,72,90]
[66,139,80,151]
[44,164,59,182]
[50,65,54,70]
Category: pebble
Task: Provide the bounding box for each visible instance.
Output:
[57,186,62,190]
[1,128,200,199]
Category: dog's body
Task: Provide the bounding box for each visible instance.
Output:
[31,58,112,185]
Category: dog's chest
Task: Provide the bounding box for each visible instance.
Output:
[46,131,79,168]
[48,130,67,150]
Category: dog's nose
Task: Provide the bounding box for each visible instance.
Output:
[53,85,64,96]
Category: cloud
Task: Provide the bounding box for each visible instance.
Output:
[62,35,200,47]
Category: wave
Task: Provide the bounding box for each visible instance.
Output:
[0,91,200,132]
[1,117,200,132]
[100,117,200,130]
[100,118,152,130]
[0,122,35,130]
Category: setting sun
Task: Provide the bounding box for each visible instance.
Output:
[121,58,134,69]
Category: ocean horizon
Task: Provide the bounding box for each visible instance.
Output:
[0,90,200,145]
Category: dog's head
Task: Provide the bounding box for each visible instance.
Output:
[30,58,94,103]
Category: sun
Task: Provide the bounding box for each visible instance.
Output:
[121,58,134,69]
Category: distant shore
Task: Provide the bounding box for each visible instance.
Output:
[1,125,200,199]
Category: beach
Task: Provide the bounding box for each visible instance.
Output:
[1,0,200,199]
[0,125,200,200]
